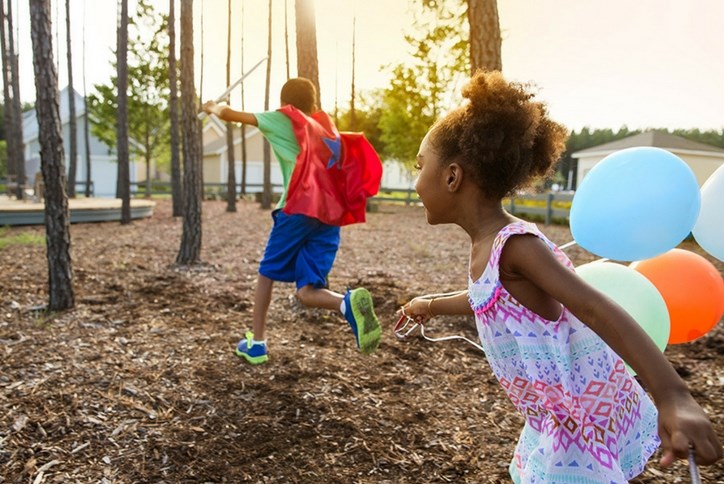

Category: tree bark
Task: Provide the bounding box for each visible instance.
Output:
[224,0,236,212]
[116,0,131,223]
[261,0,272,210]
[82,2,92,197]
[240,0,247,195]
[294,0,320,106]
[168,0,183,216]
[30,0,74,311]
[8,0,25,199]
[467,0,502,73]
[176,0,203,265]
[0,0,17,183]
[65,0,77,197]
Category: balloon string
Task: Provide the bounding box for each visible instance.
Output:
[559,240,577,250]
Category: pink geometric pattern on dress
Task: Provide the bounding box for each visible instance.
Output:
[469,221,660,483]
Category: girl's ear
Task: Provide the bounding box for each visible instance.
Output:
[446,162,463,192]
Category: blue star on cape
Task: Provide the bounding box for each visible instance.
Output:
[324,135,342,169]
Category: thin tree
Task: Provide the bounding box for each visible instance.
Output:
[168,0,183,216]
[239,0,247,195]
[7,0,25,198]
[294,0,320,105]
[1,0,26,198]
[116,0,131,223]
[0,0,17,185]
[283,0,290,79]
[224,0,236,212]
[349,14,356,130]
[466,0,502,73]
[82,0,92,197]
[260,0,272,209]
[65,0,78,197]
[29,0,74,311]
[176,0,203,265]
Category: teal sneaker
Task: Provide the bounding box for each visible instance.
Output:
[235,331,269,365]
[343,288,381,354]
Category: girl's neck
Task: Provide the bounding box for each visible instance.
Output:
[460,201,513,244]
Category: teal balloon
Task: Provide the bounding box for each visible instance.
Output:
[576,261,670,375]
[693,164,724,262]
[570,147,700,261]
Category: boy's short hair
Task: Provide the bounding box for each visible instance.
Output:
[280,78,317,115]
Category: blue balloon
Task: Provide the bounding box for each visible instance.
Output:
[570,147,700,261]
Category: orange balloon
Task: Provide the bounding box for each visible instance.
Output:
[631,249,724,344]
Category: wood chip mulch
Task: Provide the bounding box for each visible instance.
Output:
[1,200,722,483]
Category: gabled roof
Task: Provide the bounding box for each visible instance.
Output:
[23,85,87,143]
[572,131,724,158]
[202,124,262,156]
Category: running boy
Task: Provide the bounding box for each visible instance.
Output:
[201,78,382,365]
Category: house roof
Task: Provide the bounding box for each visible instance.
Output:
[23,85,86,144]
[571,131,724,158]
[202,124,262,155]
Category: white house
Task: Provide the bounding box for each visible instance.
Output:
[572,131,724,188]
[22,86,143,198]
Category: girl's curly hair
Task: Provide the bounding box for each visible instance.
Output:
[429,70,569,199]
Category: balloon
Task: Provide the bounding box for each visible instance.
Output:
[576,261,670,374]
[631,249,724,344]
[693,164,724,261]
[570,147,700,261]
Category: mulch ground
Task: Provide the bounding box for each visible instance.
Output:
[1,199,722,483]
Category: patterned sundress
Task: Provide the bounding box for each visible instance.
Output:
[468,222,659,484]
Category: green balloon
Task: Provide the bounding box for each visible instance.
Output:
[576,261,670,375]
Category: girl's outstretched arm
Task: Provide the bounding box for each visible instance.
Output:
[500,234,723,467]
[400,290,472,323]
[201,100,258,126]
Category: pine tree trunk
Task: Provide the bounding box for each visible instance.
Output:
[0,1,17,183]
[65,0,77,197]
[176,0,203,265]
[117,0,131,223]
[8,0,26,199]
[168,0,183,216]
[294,0,320,106]
[240,0,247,195]
[224,0,236,212]
[261,0,272,210]
[29,0,74,311]
[82,4,92,198]
[466,0,502,73]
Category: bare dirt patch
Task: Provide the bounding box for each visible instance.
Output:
[1,200,722,483]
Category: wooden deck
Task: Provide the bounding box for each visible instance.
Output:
[0,197,155,226]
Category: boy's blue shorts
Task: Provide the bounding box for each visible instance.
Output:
[259,210,341,290]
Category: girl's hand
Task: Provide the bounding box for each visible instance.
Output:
[657,392,722,467]
[398,296,436,324]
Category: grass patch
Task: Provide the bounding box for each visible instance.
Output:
[0,227,45,249]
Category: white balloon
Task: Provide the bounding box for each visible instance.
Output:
[693,164,724,262]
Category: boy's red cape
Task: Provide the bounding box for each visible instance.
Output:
[280,105,383,226]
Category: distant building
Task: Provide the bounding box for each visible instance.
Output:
[572,131,724,188]
[22,85,143,197]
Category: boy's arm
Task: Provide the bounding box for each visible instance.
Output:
[201,101,258,126]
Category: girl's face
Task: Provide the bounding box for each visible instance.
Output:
[415,132,453,225]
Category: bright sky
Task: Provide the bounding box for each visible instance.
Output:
[12,0,724,132]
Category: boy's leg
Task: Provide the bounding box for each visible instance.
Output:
[252,274,274,340]
[295,284,343,311]
[235,274,274,365]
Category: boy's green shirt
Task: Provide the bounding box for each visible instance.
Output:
[254,111,301,210]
